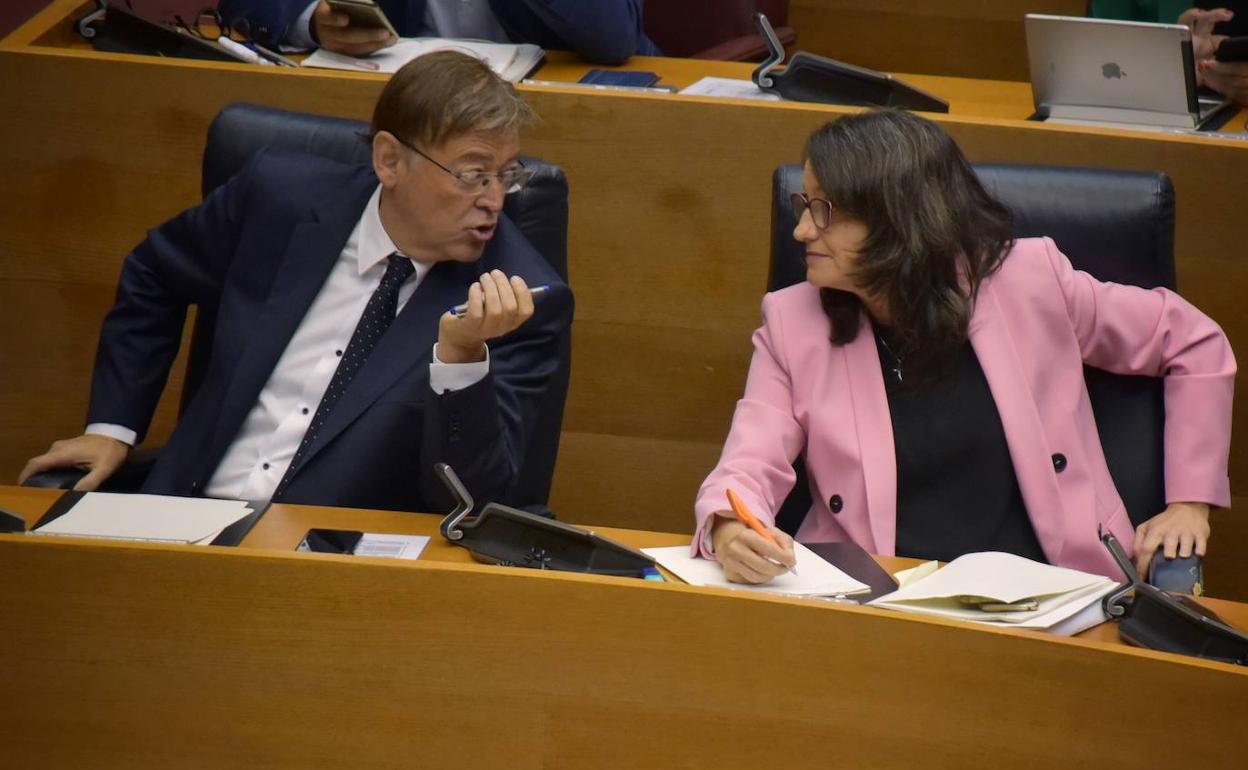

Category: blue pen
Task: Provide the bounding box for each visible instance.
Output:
[449,284,550,318]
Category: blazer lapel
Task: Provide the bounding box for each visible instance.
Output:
[969,285,1069,564]
[844,317,897,555]
[203,175,376,473]
[285,259,472,475]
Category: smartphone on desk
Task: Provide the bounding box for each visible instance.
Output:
[297,528,363,555]
[325,0,399,37]
[578,69,661,88]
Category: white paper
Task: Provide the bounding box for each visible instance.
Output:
[678,76,782,101]
[874,551,1109,604]
[32,493,254,544]
[894,560,939,588]
[868,552,1118,631]
[353,533,430,560]
[643,542,869,596]
[302,38,540,80]
[872,579,1116,627]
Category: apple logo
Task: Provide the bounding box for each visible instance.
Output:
[1102,62,1126,79]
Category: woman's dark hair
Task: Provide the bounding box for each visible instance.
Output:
[804,109,1014,381]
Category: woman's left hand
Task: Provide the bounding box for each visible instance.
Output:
[1132,501,1211,574]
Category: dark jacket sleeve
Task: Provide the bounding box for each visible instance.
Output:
[218,0,312,49]
[85,157,257,443]
[419,281,573,508]
[498,0,653,64]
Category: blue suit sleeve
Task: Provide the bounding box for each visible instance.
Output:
[420,281,573,507]
[508,0,647,64]
[85,157,257,444]
[218,0,313,49]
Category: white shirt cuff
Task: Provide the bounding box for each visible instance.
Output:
[429,343,490,393]
[282,1,319,51]
[85,423,137,447]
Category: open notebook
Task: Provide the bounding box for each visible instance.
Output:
[302,38,544,82]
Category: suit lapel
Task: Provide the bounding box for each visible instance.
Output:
[844,316,897,555]
[204,173,376,474]
[285,259,473,475]
[969,285,1069,564]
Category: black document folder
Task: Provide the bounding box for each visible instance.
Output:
[805,541,898,603]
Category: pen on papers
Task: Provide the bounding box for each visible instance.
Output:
[248,40,299,67]
[217,36,274,66]
[726,488,798,576]
[449,284,549,318]
[520,79,677,94]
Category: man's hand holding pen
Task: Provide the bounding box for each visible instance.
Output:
[437,270,539,363]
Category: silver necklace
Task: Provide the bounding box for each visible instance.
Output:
[876,332,903,383]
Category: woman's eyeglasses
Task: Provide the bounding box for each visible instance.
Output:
[790,192,835,230]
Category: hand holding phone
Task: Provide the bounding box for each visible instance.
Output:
[1214,36,1248,63]
[316,0,398,57]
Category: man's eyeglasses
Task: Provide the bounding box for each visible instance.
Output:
[394,135,532,194]
[790,192,836,230]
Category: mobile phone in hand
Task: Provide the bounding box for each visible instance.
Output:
[1214,36,1248,63]
[325,0,399,37]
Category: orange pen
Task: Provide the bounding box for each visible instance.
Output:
[726,488,797,575]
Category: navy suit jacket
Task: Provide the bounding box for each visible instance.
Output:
[220,0,659,64]
[87,150,572,512]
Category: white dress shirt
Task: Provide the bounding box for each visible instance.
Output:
[88,185,488,501]
[286,0,509,50]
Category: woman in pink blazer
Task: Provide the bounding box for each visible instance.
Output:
[695,110,1234,583]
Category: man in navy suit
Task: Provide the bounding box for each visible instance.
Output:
[20,51,573,513]
[219,0,660,64]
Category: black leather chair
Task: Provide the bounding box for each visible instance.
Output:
[27,103,572,512]
[768,163,1174,544]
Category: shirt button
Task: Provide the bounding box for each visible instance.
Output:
[829,494,843,513]
[262,462,271,470]
[301,407,309,415]
[336,350,343,357]
[1051,453,1068,473]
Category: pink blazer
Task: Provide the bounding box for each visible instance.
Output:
[694,238,1235,578]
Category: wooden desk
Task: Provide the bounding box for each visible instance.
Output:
[3,1,1248,599]
[0,486,1245,769]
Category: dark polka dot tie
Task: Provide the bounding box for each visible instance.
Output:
[276,253,414,494]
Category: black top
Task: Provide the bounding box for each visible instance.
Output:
[876,332,1047,563]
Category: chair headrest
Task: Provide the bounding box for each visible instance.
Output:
[202,102,569,281]
[769,163,1175,292]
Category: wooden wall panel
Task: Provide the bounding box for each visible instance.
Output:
[1,534,1245,769]
[789,0,1089,81]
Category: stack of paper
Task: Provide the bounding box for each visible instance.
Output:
[868,551,1119,635]
[678,77,783,101]
[642,542,870,597]
[302,38,544,82]
[32,493,256,546]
